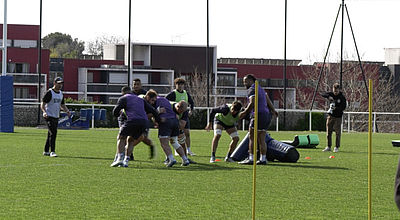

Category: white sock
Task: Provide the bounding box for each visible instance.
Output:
[249,154,254,161]
[261,154,266,161]
[187,147,191,152]
[124,156,129,161]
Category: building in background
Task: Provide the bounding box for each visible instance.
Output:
[0,24,50,101]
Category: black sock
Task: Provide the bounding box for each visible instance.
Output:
[212,152,215,157]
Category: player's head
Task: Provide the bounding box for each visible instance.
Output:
[145,89,158,105]
[333,83,340,95]
[133,78,142,92]
[121,86,131,95]
[243,74,256,89]
[175,100,188,114]
[230,101,243,115]
[53,77,64,90]
[174,78,185,91]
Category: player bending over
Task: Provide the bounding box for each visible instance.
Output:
[205,101,243,163]
[110,90,161,168]
[144,90,190,167]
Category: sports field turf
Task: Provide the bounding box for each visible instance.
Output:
[0,128,399,219]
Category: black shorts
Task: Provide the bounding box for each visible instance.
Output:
[250,111,272,130]
[214,119,235,130]
[158,118,180,138]
[119,119,148,139]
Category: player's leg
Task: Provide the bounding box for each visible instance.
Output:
[323,116,334,152]
[210,123,223,163]
[141,129,156,159]
[225,126,239,162]
[185,119,195,156]
[333,117,342,152]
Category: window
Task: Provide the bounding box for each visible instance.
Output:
[217,74,235,87]
[7,63,30,73]
[14,87,29,99]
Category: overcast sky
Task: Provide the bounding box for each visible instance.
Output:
[2,0,399,64]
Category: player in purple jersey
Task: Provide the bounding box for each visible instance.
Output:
[239,74,278,165]
[110,91,161,168]
[144,90,190,167]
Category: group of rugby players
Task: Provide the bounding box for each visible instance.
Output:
[110,74,277,168]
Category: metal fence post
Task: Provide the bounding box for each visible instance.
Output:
[309,111,312,131]
[373,112,376,133]
[276,116,279,132]
[92,104,95,129]
[347,112,350,133]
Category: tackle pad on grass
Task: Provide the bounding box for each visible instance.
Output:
[231,133,300,162]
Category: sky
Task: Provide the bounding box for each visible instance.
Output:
[2,0,400,64]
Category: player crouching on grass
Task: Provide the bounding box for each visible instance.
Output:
[144,90,190,167]
[205,101,243,163]
[110,90,161,168]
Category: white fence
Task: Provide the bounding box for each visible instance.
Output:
[13,102,400,132]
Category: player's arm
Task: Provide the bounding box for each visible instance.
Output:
[266,94,278,117]
[113,97,126,117]
[165,91,175,101]
[239,96,254,120]
[187,92,195,112]
[60,97,71,117]
[41,90,52,119]
[144,100,161,123]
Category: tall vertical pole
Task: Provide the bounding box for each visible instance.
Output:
[127,0,132,87]
[37,0,43,125]
[2,0,7,76]
[206,0,210,107]
[368,79,372,220]
[339,0,344,89]
[283,0,287,129]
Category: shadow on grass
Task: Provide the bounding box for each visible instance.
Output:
[58,155,112,161]
[268,162,350,170]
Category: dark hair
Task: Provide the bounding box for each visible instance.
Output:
[146,89,158,99]
[244,74,256,81]
[121,86,131,94]
[232,101,243,112]
[133,78,141,83]
[174,78,185,85]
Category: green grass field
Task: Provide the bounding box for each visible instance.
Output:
[0,128,399,219]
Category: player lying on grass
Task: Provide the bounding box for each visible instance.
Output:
[144,90,190,167]
[110,89,161,168]
[205,101,243,163]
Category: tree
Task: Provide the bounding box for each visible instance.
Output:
[85,35,126,56]
[42,32,85,58]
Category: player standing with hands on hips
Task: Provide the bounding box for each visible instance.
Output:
[41,77,71,157]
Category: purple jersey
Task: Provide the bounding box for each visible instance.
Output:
[155,97,176,119]
[113,93,160,122]
[247,83,270,115]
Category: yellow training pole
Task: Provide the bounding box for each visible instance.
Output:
[252,80,259,220]
[368,79,372,220]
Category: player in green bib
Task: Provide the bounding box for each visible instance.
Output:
[166,78,196,156]
[205,101,243,163]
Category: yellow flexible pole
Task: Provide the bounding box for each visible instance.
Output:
[252,81,259,220]
[368,79,372,220]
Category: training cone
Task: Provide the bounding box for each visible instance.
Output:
[305,157,311,160]
[329,156,335,159]
[215,159,221,162]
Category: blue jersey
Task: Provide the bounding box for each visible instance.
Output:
[113,94,160,123]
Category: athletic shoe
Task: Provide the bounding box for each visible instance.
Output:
[43,152,50,156]
[122,159,129,168]
[149,145,156,159]
[210,156,216,163]
[50,152,58,157]
[256,160,268,165]
[130,153,134,161]
[322,147,331,152]
[181,160,190,166]
[225,157,235,162]
[238,158,254,165]
[110,159,123,167]
[333,147,339,153]
[166,159,177,167]
[187,149,196,156]
[188,158,197,164]
[163,157,169,165]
